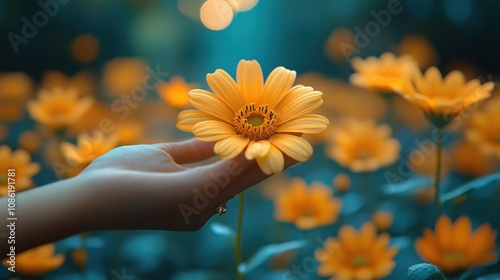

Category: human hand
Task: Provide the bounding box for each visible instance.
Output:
[78,139,296,231]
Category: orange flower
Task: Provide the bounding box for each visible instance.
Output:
[326,119,400,172]
[102,57,148,96]
[27,88,93,130]
[316,223,399,280]
[61,131,118,168]
[333,173,351,192]
[3,243,65,275]
[0,72,34,122]
[396,67,494,127]
[0,145,40,196]
[466,96,500,159]
[177,60,329,175]
[157,75,196,108]
[349,52,418,92]
[274,178,341,230]
[415,216,498,273]
[41,70,96,96]
[452,140,497,177]
[372,211,393,231]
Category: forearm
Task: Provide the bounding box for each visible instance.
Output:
[0,176,95,255]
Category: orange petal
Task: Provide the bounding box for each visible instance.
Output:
[262,66,296,109]
[236,60,264,104]
[213,135,249,159]
[255,144,284,175]
[206,69,244,111]
[189,89,234,123]
[269,134,312,162]
[276,114,329,134]
[191,120,236,141]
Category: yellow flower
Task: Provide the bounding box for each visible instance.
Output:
[326,119,400,172]
[396,67,494,127]
[415,216,498,273]
[3,243,65,275]
[0,72,34,122]
[349,52,418,92]
[316,223,399,280]
[0,145,40,196]
[41,70,96,96]
[61,131,118,168]
[333,173,351,192]
[466,96,500,159]
[157,75,196,108]
[274,178,341,230]
[27,88,93,130]
[177,60,329,175]
[102,57,148,96]
[372,211,393,231]
[452,140,497,177]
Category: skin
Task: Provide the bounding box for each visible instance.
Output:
[0,139,296,255]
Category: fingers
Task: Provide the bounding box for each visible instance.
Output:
[153,138,215,164]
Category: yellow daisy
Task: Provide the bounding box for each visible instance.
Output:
[0,145,40,196]
[177,60,329,175]
[326,119,400,172]
[316,223,399,280]
[396,67,494,127]
[3,243,65,276]
[274,178,341,230]
[349,52,418,92]
[416,216,498,273]
[157,75,196,108]
[27,88,93,130]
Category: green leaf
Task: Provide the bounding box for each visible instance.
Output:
[441,172,500,203]
[383,176,432,195]
[210,222,235,238]
[238,240,307,274]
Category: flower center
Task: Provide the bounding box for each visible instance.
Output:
[352,255,369,267]
[233,103,277,141]
[356,150,371,160]
[443,251,467,264]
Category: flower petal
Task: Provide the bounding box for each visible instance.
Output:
[177,110,218,132]
[245,140,271,160]
[236,60,264,104]
[256,144,284,175]
[191,120,236,141]
[275,85,323,124]
[206,69,244,111]
[189,89,234,123]
[262,66,296,108]
[214,135,249,159]
[270,134,313,162]
[276,114,329,134]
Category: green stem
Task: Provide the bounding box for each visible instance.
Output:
[434,127,443,217]
[236,192,245,280]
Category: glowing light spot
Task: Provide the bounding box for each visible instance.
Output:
[200,0,233,30]
[70,34,100,64]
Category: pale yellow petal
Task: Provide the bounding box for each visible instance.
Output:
[256,144,284,175]
[276,114,329,134]
[245,140,271,160]
[206,69,244,111]
[189,89,234,123]
[262,66,296,108]
[191,120,236,141]
[214,135,249,159]
[270,134,312,162]
[236,60,264,104]
[275,86,323,124]
[177,110,218,132]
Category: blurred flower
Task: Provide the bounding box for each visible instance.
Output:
[415,216,498,273]
[115,121,144,144]
[72,248,87,270]
[18,131,42,154]
[466,96,500,159]
[333,173,351,192]
[66,101,112,137]
[157,75,196,108]
[396,34,438,69]
[61,131,118,168]
[372,211,393,231]
[409,145,451,179]
[102,57,148,96]
[27,88,93,130]
[315,223,398,280]
[0,72,34,122]
[451,140,497,177]
[396,67,494,127]
[177,60,329,175]
[3,243,65,275]
[326,119,400,172]
[70,34,100,64]
[349,52,418,92]
[0,145,40,196]
[274,178,341,230]
[41,70,96,96]
[325,28,354,61]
